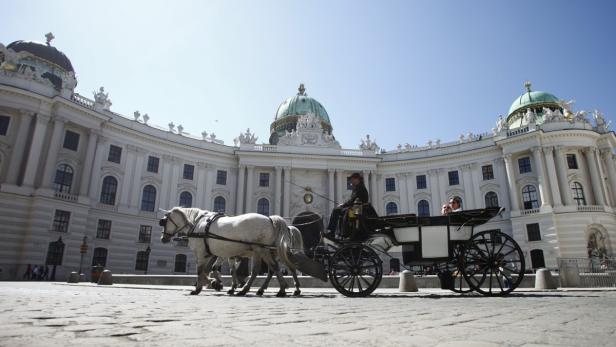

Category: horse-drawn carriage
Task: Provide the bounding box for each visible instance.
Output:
[291,205,525,297]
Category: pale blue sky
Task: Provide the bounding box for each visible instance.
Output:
[1,0,615,149]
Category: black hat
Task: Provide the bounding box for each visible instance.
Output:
[350,172,363,180]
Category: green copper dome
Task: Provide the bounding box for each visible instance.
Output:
[508,82,560,117]
[269,84,333,144]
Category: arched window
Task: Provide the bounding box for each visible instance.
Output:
[179,191,192,208]
[386,202,398,216]
[257,198,269,216]
[174,254,187,273]
[45,237,65,266]
[522,185,539,210]
[91,247,108,267]
[100,176,118,205]
[485,191,499,208]
[141,185,157,212]
[570,182,586,206]
[213,196,226,213]
[135,251,149,271]
[53,164,74,193]
[418,200,430,217]
[530,249,545,269]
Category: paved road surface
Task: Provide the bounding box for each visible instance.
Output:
[0,282,614,346]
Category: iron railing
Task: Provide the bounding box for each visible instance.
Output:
[558,257,616,287]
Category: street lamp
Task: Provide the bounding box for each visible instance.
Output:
[145,246,151,275]
[79,235,88,276]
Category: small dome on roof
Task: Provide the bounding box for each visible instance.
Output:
[508,81,559,117]
[7,35,74,73]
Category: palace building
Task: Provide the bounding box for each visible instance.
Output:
[0,36,615,280]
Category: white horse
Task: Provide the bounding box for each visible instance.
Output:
[256,225,304,296]
[160,207,297,297]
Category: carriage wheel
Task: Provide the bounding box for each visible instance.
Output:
[437,243,473,293]
[461,230,525,296]
[329,244,383,297]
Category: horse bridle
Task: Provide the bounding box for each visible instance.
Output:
[160,212,194,241]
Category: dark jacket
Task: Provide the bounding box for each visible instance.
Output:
[341,181,369,208]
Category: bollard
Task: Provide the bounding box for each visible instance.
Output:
[534,268,557,289]
[399,270,418,292]
[67,271,79,283]
[97,270,113,285]
[79,273,86,282]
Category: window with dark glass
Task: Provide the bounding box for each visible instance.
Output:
[522,185,539,209]
[91,247,108,267]
[100,176,118,205]
[385,178,396,192]
[530,249,545,269]
[386,202,398,216]
[448,171,459,186]
[213,196,226,213]
[571,182,586,206]
[183,164,194,180]
[567,154,578,169]
[482,165,494,180]
[174,254,187,272]
[147,156,159,173]
[346,177,353,190]
[527,223,541,241]
[135,251,149,271]
[138,225,152,243]
[62,130,80,151]
[257,198,269,216]
[52,210,71,233]
[0,115,10,136]
[96,219,112,239]
[485,191,499,208]
[518,157,532,174]
[108,145,122,163]
[53,164,74,193]
[179,191,192,207]
[216,170,227,185]
[141,185,157,212]
[418,200,430,217]
[259,173,270,187]
[416,175,427,189]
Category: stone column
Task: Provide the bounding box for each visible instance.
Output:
[40,116,66,189]
[88,136,109,201]
[274,167,283,215]
[167,157,181,208]
[494,158,510,212]
[503,154,519,211]
[22,114,50,187]
[584,148,605,206]
[428,169,441,215]
[470,164,483,209]
[120,145,137,208]
[245,165,255,212]
[363,170,370,197]
[370,170,378,206]
[158,155,174,210]
[405,173,416,214]
[438,169,448,204]
[328,169,335,213]
[397,173,408,213]
[595,149,612,206]
[235,165,245,214]
[460,164,475,209]
[554,146,573,206]
[78,129,99,196]
[196,163,207,208]
[6,111,34,185]
[283,167,291,217]
[543,147,563,207]
[203,165,215,210]
[336,169,344,206]
[127,148,145,208]
[601,150,616,206]
[531,147,550,207]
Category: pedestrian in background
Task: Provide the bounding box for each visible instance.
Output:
[23,264,32,280]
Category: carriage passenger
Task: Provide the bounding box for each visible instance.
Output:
[324,172,369,240]
[441,196,462,216]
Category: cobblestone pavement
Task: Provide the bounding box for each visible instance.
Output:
[0,282,615,347]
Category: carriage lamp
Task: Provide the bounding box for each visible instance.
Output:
[303,193,313,204]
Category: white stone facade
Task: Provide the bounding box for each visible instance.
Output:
[0,39,615,280]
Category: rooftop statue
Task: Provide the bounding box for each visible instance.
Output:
[359,134,379,153]
[495,115,507,132]
[237,128,258,145]
[278,113,340,148]
[593,109,611,132]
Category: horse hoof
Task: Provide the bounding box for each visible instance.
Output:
[212,282,223,291]
[276,291,287,297]
[226,289,235,295]
[256,289,264,296]
[293,290,301,296]
[235,291,247,296]
[190,289,201,295]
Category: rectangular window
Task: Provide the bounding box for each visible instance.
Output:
[138,225,152,243]
[96,219,112,239]
[482,165,494,180]
[63,130,80,151]
[567,154,578,169]
[0,115,10,135]
[216,170,227,185]
[346,177,353,190]
[518,157,532,174]
[108,145,122,163]
[147,156,159,173]
[416,175,427,189]
[448,170,459,186]
[385,177,396,192]
[259,172,270,187]
[183,164,194,180]
[527,223,541,241]
[52,210,71,233]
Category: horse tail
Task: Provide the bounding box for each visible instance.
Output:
[268,215,294,268]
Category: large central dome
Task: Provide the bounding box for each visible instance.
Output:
[269,84,333,144]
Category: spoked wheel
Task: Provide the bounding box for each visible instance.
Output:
[461,230,525,296]
[437,243,473,293]
[329,244,383,297]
